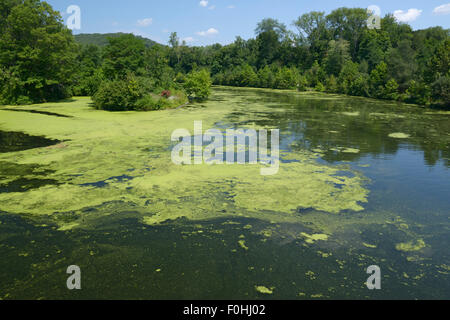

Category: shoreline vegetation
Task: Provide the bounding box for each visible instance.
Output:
[0,1,448,111]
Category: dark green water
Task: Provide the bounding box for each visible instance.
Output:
[0,87,449,299]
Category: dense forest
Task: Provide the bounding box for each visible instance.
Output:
[0,0,449,110]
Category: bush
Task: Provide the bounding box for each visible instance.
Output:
[135,95,163,111]
[315,82,325,92]
[135,89,188,111]
[406,80,431,105]
[431,76,450,107]
[184,69,212,101]
[385,79,399,100]
[297,75,308,92]
[325,75,338,93]
[92,75,142,111]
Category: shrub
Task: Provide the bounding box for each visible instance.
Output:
[184,69,212,101]
[406,80,431,105]
[431,76,450,107]
[135,95,162,111]
[325,75,338,93]
[92,75,142,111]
[297,75,308,92]
[315,82,325,92]
[385,79,399,100]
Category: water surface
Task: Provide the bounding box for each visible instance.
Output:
[0,87,448,299]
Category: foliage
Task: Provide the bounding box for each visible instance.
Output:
[0,0,77,104]
[92,75,142,111]
[183,69,212,100]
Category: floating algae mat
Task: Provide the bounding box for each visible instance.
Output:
[0,87,449,299]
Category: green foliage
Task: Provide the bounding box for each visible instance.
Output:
[385,79,400,100]
[324,39,351,76]
[92,75,142,111]
[369,62,389,99]
[325,75,338,93]
[184,69,212,100]
[315,82,325,92]
[1,1,448,108]
[431,76,450,107]
[102,34,147,80]
[75,33,158,48]
[297,75,308,91]
[406,80,432,105]
[0,0,77,104]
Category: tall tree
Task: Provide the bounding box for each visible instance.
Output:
[0,0,77,104]
[102,34,146,80]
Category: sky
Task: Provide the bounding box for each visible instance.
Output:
[47,0,450,46]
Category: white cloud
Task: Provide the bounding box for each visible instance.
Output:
[137,18,153,27]
[183,37,195,43]
[196,28,219,36]
[199,0,208,7]
[433,3,450,15]
[393,9,422,22]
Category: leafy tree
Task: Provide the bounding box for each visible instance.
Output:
[369,62,389,98]
[325,75,339,93]
[338,61,359,95]
[358,29,390,71]
[324,39,351,76]
[92,74,142,111]
[386,40,418,91]
[0,0,77,104]
[72,44,103,96]
[406,80,431,105]
[326,8,369,59]
[431,76,450,107]
[184,69,212,100]
[102,34,146,80]
[255,18,288,40]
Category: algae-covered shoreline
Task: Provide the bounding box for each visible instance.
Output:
[0,86,449,299]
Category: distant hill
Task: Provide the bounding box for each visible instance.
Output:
[74,33,160,47]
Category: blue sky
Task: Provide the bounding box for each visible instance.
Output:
[48,0,450,46]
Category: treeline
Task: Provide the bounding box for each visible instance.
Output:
[165,11,449,107]
[0,0,211,111]
[0,1,449,109]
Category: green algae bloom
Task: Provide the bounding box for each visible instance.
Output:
[396,239,426,252]
[301,233,329,244]
[255,286,274,294]
[0,92,370,231]
[238,240,249,251]
[389,133,410,139]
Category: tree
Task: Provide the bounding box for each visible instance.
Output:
[72,44,103,96]
[324,39,351,76]
[369,62,389,98]
[386,39,418,91]
[184,69,212,100]
[431,76,450,107]
[0,0,77,104]
[102,34,146,80]
[256,30,281,68]
[255,18,288,40]
[169,32,180,48]
[358,29,390,71]
[326,8,369,59]
[293,11,330,62]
